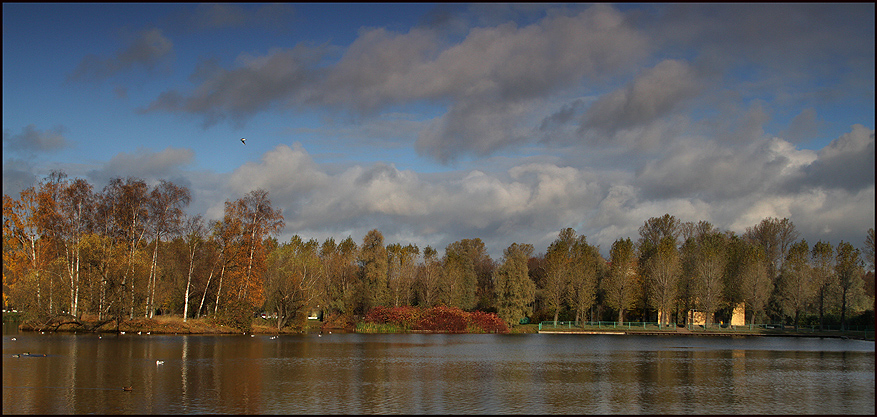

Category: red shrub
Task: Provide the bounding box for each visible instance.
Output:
[364,306,421,329]
[364,306,508,333]
[468,311,509,333]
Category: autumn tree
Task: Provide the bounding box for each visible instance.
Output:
[209,216,242,316]
[494,243,535,326]
[226,189,284,308]
[3,186,54,316]
[780,240,814,330]
[101,177,151,319]
[835,241,864,331]
[36,174,96,319]
[605,238,638,324]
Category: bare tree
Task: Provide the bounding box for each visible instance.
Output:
[865,228,875,272]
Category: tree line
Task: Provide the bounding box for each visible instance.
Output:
[3,174,874,331]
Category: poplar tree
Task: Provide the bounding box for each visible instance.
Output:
[494,243,535,326]
[780,240,813,330]
[646,236,681,328]
[739,244,771,326]
[606,238,637,324]
[810,240,835,330]
[692,232,727,328]
[358,229,388,313]
[417,246,442,307]
[568,235,600,323]
[543,228,576,324]
[835,241,864,331]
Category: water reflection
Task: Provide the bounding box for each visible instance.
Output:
[3,332,874,414]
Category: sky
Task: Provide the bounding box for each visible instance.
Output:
[3,3,875,260]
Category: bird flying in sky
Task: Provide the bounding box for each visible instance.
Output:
[241,138,246,145]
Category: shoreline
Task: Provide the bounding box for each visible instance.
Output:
[8,314,873,341]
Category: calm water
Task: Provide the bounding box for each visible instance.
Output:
[2,327,874,414]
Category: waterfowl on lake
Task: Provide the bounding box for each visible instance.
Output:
[156,360,164,365]
[12,354,20,358]
[241,137,246,145]
[122,386,133,392]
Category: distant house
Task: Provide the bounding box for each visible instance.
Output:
[687,303,745,326]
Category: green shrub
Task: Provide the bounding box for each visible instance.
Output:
[210,298,254,332]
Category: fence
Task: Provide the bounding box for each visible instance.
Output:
[538,321,874,333]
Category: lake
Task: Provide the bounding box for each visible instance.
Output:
[3,327,874,414]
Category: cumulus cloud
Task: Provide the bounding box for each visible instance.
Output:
[3,124,71,155]
[67,28,173,83]
[86,147,194,187]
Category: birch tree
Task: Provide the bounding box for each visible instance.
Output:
[144,180,190,318]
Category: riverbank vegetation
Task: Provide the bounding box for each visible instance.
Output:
[3,173,874,335]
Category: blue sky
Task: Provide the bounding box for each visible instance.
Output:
[3,3,874,259]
